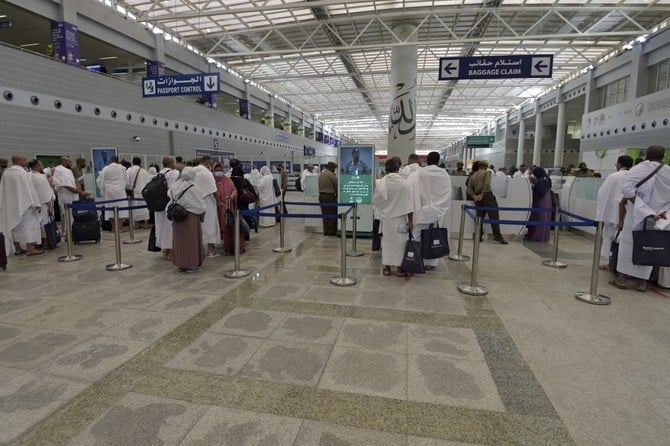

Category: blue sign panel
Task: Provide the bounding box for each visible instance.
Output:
[51,21,79,66]
[276,130,290,143]
[304,145,316,157]
[439,55,553,80]
[142,73,220,98]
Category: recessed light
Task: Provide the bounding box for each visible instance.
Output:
[0,15,7,19]
[19,43,40,47]
[99,56,118,60]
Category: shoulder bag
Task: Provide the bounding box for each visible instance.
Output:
[632,216,670,267]
[401,233,425,274]
[166,185,194,222]
[421,223,450,259]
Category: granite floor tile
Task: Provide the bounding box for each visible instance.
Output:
[270,314,344,345]
[407,324,484,362]
[319,346,407,400]
[165,332,264,376]
[507,414,575,446]
[402,291,467,315]
[357,288,406,310]
[146,291,221,316]
[209,308,287,338]
[408,437,485,446]
[67,392,208,446]
[41,336,150,382]
[336,318,407,354]
[0,323,25,347]
[0,372,89,443]
[180,406,303,445]
[101,310,191,342]
[0,329,88,369]
[299,285,359,306]
[0,296,44,319]
[294,419,408,445]
[239,339,332,387]
[407,354,505,412]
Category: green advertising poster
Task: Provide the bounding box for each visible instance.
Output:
[339,145,374,205]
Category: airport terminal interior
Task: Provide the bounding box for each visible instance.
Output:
[2,0,670,445]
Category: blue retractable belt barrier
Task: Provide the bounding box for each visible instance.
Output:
[463,205,596,227]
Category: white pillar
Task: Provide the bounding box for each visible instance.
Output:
[554,95,566,168]
[388,24,418,162]
[533,103,542,166]
[516,112,525,168]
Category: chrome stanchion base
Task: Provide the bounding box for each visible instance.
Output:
[346,250,364,257]
[224,269,251,278]
[273,246,293,253]
[58,254,83,262]
[330,276,357,287]
[448,254,471,262]
[542,259,567,268]
[575,292,611,305]
[458,284,489,296]
[106,263,132,271]
[123,239,143,245]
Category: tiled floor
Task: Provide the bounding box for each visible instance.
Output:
[1,196,670,445]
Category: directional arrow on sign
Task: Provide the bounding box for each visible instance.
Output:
[531,56,552,77]
[438,58,459,80]
[203,75,219,92]
[206,78,216,89]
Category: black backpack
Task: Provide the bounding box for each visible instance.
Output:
[142,172,170,212]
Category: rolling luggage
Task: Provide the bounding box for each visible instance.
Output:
[72,220,101,244]
[72,197,98,223]
[0,232,7,270]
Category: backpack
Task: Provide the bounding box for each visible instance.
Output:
[142,172,170,212]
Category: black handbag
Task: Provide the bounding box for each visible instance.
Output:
[632,217,670,267]
[44,217,61,249]
[273,178,281,197]
[166,185,193,222]
[420,223,450,259]
[401,233,425,274]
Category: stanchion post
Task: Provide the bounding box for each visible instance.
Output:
[224,209,251,278]
[273,207,292,253]
[347,202,364,257]
[123,197,142,245]
[449,203,471,262]
[106,206,132,271]
[331,212,357,286]
[575,220,611,305]
[57,203,83,262]
[457,215,488,296]
[542,207,567,268]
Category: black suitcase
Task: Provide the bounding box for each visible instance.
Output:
[72,221,101,244]
[72,198,98,223]
[0,232,7,270]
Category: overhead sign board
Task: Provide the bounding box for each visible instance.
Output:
[0,20,14,29]
[439,55,553,80]
[466,135,495,147]
[142,73,220,98]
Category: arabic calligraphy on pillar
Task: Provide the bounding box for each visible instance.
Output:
[389,81,416,140]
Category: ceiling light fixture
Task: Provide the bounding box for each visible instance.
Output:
[99,56,118,60]
[19,43,40,47]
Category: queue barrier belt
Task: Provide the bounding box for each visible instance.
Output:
[463,205,595,227]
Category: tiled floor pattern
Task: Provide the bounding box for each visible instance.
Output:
[1,207,640,445]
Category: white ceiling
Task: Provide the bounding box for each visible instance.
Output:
[118,0,670,152]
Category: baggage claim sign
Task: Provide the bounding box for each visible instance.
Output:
[438,55,553,80]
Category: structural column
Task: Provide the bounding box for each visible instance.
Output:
[554,89,566,168]
[516,111,525,168]
[52,0,80,66]
[532,103,543,166]
[147,33,166,76]
[387,24,418,162]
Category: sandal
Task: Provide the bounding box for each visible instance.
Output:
[382,266,392,276]
[396,268,408,277]
[27,250,45,256]
[599,264,610,271]
[425,265,436,271]
[14,249,27,255]
[608,279,627,290]
[637,281,649,292]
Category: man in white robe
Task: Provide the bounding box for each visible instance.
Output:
[52,156,89,233]
[28,159,55,246]
[595,155,633,265]
[613,146,665,291]
[96,156,128,233]
[0,155,43,256]
[155,156,180,258]
[408,151,452,271]
[373,159,413,276]
[399,153,421,179]
[300,164,318,191]
[194,156,221,257]
[126,157,151,228]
